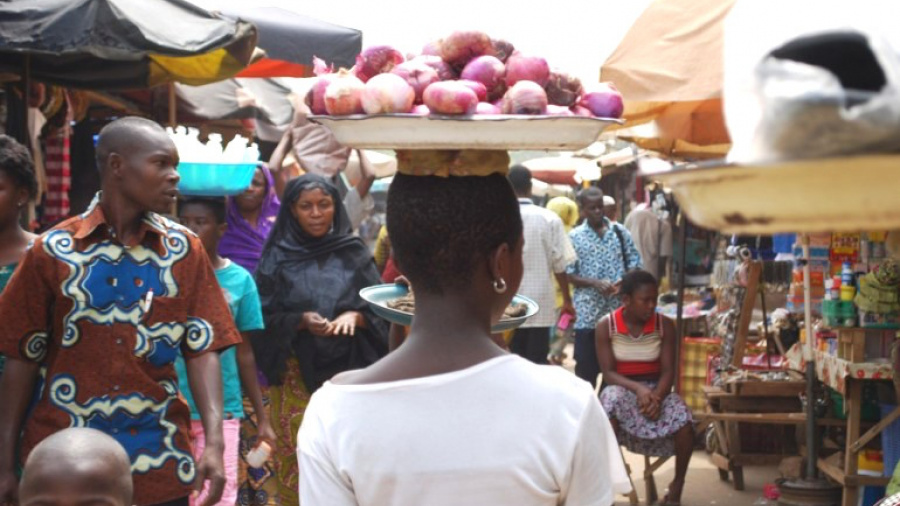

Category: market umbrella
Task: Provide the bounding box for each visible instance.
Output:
[600,0,735,157]
[219,7,362,78]
[0,0,258,89]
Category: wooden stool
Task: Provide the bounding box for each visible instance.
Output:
[620,445,670,505]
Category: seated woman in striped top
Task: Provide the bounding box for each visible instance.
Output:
[596,269,693,506]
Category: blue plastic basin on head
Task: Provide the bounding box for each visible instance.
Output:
[177,162,257,197]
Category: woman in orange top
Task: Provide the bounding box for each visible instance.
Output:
[596,269,693,506]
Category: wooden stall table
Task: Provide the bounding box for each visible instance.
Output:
[786,345,896,506]
[702,373,807,490]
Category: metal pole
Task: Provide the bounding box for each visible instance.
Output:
[168,82,177,128]
[674,211,688,391]
[802,234,818,480]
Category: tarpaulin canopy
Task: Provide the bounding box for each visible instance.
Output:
[219,7,362,78]
[0,0,258,89]
[600,0,735,157]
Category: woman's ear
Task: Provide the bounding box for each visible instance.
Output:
[488,242,511,284]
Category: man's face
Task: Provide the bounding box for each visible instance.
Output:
[179,203,224,255]
[581,195,606,228]
[112,129,180,214]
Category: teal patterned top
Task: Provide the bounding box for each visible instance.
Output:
[0,262,16,374]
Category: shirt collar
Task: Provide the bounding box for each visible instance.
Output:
[72,192,170,244]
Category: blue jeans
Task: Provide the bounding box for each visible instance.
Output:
[574,328,600,388]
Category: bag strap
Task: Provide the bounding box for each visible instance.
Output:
[612,223,629,273]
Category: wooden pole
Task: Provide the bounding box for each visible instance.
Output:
[674,211,688,391]
[168,82,177,127]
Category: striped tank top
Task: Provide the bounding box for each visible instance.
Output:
[608,307,662,377]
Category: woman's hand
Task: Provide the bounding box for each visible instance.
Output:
[331,311,362,336]
[637,387,663,421]
[301,312,333,336]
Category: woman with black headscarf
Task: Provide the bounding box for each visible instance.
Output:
[253,174,388,505]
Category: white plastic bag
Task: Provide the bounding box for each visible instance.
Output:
[724,0,900,163]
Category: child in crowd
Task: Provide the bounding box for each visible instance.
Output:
[19,428,133,506]
[175,197,275,506]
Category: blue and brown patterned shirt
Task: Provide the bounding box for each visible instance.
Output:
[567,219,643,330]
[0,195,240,505]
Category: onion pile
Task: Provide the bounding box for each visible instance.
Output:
[310,31,624,118]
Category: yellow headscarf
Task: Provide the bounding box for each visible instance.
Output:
[547,196,579,232]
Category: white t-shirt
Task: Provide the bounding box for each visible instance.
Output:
[297,355,631,506]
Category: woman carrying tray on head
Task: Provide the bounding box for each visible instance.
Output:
[253,174,389,504]
[596,269,694,506]
[218,163,281,273]
[296,150,629,506]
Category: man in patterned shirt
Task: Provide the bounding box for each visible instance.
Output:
[0,117,240,506]
[567,187,642,387]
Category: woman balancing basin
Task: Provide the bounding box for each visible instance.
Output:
[297,149,630,505]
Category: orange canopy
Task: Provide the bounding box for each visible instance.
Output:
[600,0,736,156]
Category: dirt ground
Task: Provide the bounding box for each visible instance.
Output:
[556,345,783,506]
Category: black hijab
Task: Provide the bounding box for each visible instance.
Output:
[253,174,388,390]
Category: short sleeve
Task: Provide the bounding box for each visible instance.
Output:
[0,239,55,363]
[566,231,580,276]
[298,392,358,506]
[562,396,632,506]
[621,226,644,271]
[235,273,264,333]
[550,216,577,274]
[181,244,242,359]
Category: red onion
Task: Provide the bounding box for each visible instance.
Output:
[505,53,550,87]
[305,74,338,115]
[545,71,584,107]
[491,39,515,63]
[391,61,439,104]
[461,56,506,102]
[501,81,548,115]
[324,70,365,115]
[579,82,624,118]
[361,73,415,114]
[570,105,593,117]
[475,102,501,114]
[312,56,333,76]
[546,105,574,116]
[354,45,404,82]
[458,79,488,102]
[441,30,494,69]
[423,81,478,115]
[422,40,442,56]
[412,55,457,81]
[411,104,431,116]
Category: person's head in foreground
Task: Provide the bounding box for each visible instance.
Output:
[507,165,533,200]
[620,269,659,323]
[388,172,524,326]
[179,197,227,256]
[0,135,38,232]
[95,117,180,214]
[20,428,133,506]
[577,186,606,229]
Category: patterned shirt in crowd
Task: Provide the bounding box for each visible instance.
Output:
[566,219,642,330]
[0,194,241,506]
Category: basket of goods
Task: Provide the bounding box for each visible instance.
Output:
[305,30,623,150]
[168,127,260,196]
[312,30,622,328]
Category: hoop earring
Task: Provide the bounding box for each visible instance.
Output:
[493,278,507,294]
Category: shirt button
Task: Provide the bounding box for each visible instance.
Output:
[111,428,119,434]
[113,385,120,392]
[116,339,123,345]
